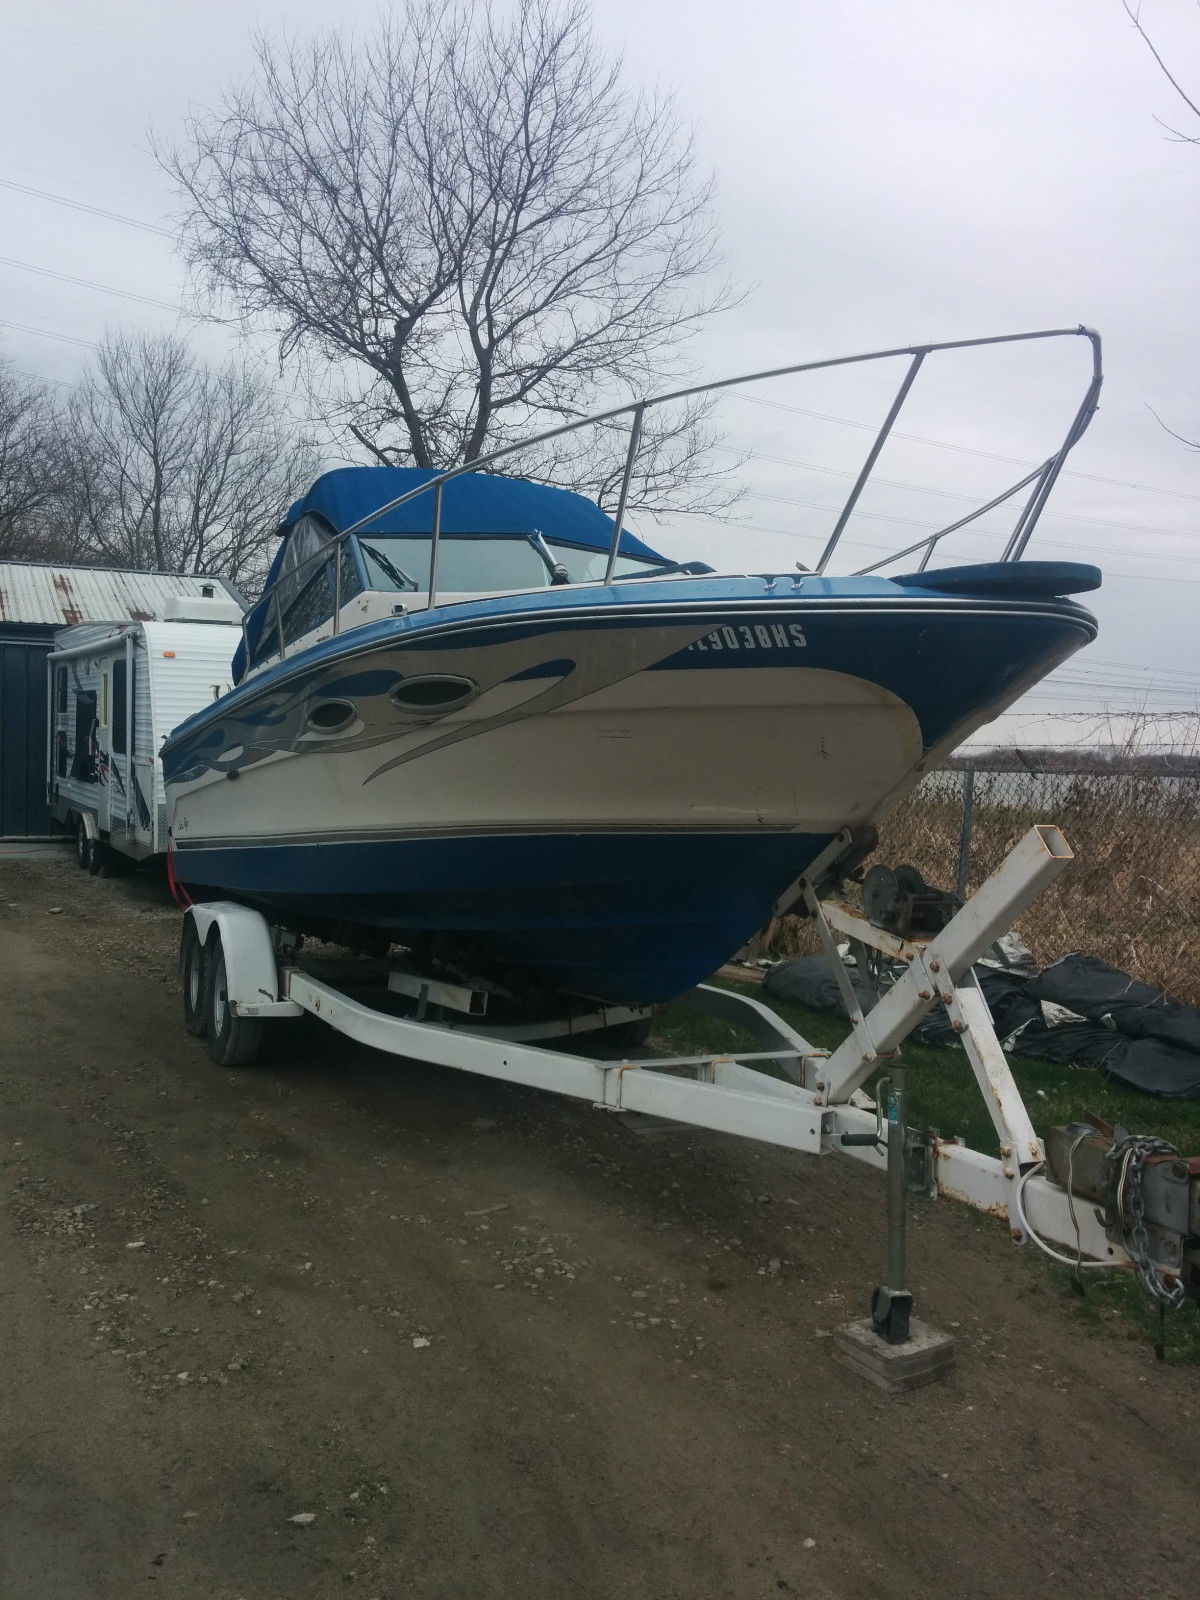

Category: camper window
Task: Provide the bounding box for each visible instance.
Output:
[71,691,98,783]
[112,659,127,754]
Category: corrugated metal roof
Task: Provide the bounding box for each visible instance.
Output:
[0,562,243,627]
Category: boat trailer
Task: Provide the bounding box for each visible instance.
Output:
[177,823,1200,1374]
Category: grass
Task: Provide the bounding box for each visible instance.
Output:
[652,975,1200,1361]
[760,769,1200,1009]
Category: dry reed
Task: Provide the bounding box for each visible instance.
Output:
[763,766,1200,1008]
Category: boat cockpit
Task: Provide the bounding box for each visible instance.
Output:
[240,506,704,679]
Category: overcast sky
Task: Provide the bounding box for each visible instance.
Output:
[2,0,1199,746]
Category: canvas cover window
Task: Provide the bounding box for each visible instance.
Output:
[277,514,336,615]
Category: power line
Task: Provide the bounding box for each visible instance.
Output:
[732,391,1200,506]
[4,173,1197,521]
[738,488,1200,569]
[0,317,97,349]
[989,709,1200,720]
[727,443,1200,548]
[1081,657,1200,682]
[0,255,190,315]
[714,514,1200,584]
[0,178,174,238]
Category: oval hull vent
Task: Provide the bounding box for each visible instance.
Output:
[306,699,357,733]
[389,675,478,714]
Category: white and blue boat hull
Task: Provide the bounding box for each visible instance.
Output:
[162,571,1097,1003]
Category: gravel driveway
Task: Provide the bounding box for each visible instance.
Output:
[2,851,1197,1599]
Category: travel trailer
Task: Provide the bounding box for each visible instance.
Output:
[48,589,244,873]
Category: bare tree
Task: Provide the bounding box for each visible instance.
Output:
[1123,4,1200,449]
[66,331,316,587]
[0,357,70,560]
[1123,2,1200,143]
[159,0,738,509]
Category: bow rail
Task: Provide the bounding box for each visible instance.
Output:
[240,325,1102,672]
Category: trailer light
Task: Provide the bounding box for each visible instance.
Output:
[163,650,176,658]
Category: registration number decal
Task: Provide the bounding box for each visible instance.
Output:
[687,621,807,653]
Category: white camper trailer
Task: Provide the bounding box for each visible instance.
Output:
[48,591,244,873]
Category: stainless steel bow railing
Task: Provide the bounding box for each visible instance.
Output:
[239,325,1102,673]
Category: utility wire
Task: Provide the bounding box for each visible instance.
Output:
[3,175,1199,514]
[732,391,1200,505]
[734,491,1200,570]
[1081,658,1200,681]
[716,514,1200,584]
[0,255,191,315]
[0,317,98,349]
[725,443,1200,547]
[0,178,174,238]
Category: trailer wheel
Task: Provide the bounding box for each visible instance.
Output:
[180,918,208,1037]
[204,937,264,1068]
[595,1015,654,1051]
[74,814,90,869]
[87,837,113,877]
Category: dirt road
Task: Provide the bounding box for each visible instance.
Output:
[1,851,1197,1600]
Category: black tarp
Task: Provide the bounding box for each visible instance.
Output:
[761,950,1200,1097]
[763,953,872,1015]
[1027,953,1200,1054]
[1004,1018,1200,1097]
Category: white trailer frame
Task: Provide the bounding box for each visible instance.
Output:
[181,823,1129,1271]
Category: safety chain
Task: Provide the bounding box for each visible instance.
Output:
[1103,1134,1188,1311]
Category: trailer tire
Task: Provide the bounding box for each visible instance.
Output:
[204,937,264,1068]
[87,837,112,877]
[594,1015,655,1051]
[180,919,208,1037]
[74,814,90,869]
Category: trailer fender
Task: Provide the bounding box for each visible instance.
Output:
[76,810,99,842]
[185,902,296,1014]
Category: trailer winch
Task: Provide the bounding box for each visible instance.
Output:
[1041,1118,1200,1307]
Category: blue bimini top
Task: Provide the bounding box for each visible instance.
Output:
[281,467,664,559]
[233,467,667,681]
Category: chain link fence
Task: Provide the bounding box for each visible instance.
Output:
[765,743,1200,1008]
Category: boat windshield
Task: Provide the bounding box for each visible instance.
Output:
[545,542,663,582]
[356,535,663,592]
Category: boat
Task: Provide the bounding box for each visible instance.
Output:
[161,328,1103,1005]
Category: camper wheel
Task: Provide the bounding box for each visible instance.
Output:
[74,814,90,869]
[204,934,264,1069]
[87,837,113,877]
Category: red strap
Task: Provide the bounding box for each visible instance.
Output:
[166,840,194,910]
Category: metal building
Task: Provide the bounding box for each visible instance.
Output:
[0,562,244,838]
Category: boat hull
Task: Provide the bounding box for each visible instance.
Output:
[163,575,1097,1002]
[167,828,832,1003]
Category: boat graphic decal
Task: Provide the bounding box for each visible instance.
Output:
[360,625,709,784]
[163,623,704,788]
[161,594,1094,793]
